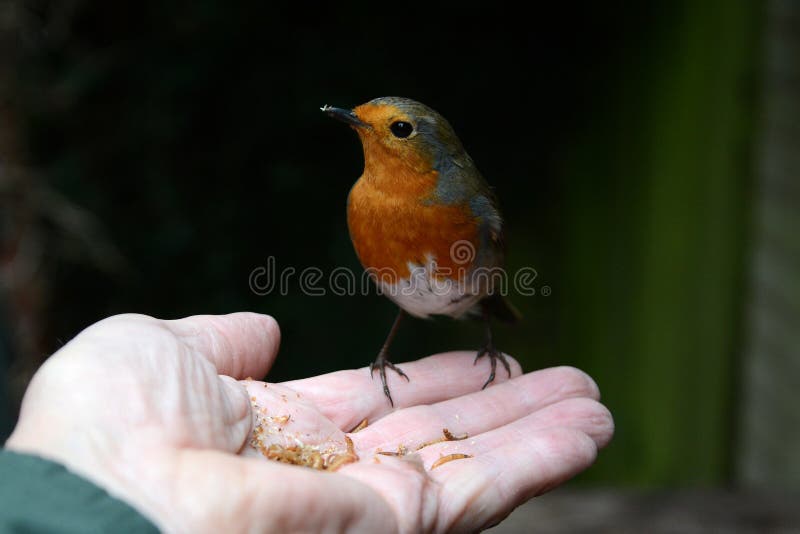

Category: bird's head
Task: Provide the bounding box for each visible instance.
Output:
[322,97,466,175]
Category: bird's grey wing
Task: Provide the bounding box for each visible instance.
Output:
[468,188,505,270]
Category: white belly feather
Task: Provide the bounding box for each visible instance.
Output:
[376,256,484,319]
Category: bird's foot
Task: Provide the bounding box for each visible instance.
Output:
[370,352,409,407]
[474,342,511,389]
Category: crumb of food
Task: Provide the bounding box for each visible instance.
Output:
[249,397,357,471]
[252,428,358,471]
[416,428,469,450]
[377,444,408,457]
[250,396,257,401]
[431,453,472,470]
[443,429,466,441]
[263,444,324,469]
[270,414,291,424]
[326,436,359,472]
[245,377,254,381]
[349,418,369,433]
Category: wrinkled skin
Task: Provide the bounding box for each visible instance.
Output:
[6,313,613,533]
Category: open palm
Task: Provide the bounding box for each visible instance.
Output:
[7,313,613,533]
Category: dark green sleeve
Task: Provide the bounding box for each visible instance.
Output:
[0,449,158,533]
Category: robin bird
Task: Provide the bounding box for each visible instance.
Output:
[322,96,520,406]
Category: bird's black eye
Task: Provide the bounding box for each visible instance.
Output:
[389,121,414,138]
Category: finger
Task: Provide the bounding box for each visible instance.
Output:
[400,398,612,531]
[130,449,393,533]
[282,351,523,430]
[338,399,611,534]
[433,426,601,532]
[411,397,614,468]
[352,366,601,452]
[165,312,281,379]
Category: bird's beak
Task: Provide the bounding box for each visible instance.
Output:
[321,105,369,129]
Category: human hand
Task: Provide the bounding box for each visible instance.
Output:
[6,313,613,532]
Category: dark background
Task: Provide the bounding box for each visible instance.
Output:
[4,0,796,495]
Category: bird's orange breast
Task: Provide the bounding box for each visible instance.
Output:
[347,155,479,283]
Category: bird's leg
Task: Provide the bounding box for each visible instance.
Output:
[474,304,511,389]
[370,309,409,407]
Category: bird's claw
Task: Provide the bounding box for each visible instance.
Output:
[370,353,409,407]
[474,343,511,389]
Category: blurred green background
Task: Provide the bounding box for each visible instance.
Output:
[2,0,798,492]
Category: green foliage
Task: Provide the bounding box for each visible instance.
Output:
[560,2,760,484]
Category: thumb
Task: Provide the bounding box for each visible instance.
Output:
[165,312,281,380]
